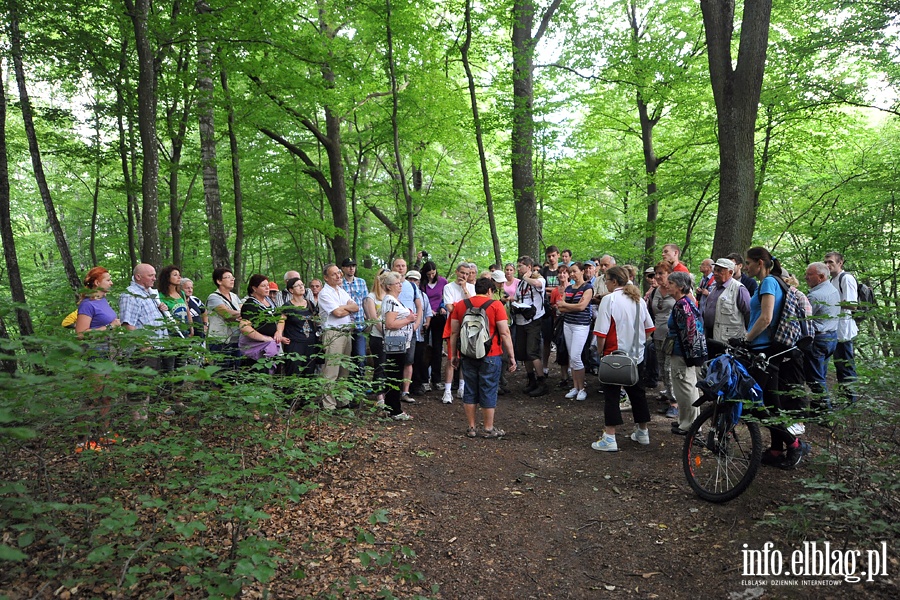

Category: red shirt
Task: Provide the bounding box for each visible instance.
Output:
[449,295,508,357]
[673,261,690,273]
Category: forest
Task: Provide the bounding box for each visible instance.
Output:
[1,1,900,597]
[0,0,898,329]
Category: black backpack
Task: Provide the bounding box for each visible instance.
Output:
[837,272,876,324]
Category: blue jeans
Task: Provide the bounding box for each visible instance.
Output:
[460,355,502,409]
[350,328,368,381]
[834,339,858,403]
[804,332,837,409]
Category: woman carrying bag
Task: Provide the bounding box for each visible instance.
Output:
[665,271,708,435]
[591,266,655,452]
[379,271,416,421]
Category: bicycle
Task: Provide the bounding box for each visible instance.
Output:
[682,342,797,503]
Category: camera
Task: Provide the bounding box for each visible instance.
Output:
[421,250,429,259]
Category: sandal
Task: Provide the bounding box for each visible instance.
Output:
[482,427,505,439]
[466,426,478,438]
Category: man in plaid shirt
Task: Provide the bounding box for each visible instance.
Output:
[341,258,370,382]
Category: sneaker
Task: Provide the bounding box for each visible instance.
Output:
[392,412,413,421]
[401,393,416,404]
[483,427,505,438]
[787,422,806,436]
[778,441,810,470]
[565,387,579,399]
[457,386,465,399]
[75,440,107,453]
[442,390,453,404]
[410,385,426,396]
[422,382,432,392]
[576,389,587,402]
[591,435,618,452]
[664,406,679,419]
[620,398,632,411]
[630,427,650,445]
[761,448,784,466]
[557,378,571,389]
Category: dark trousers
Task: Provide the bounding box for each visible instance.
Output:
[428,314,446,385]
[601,361,651,427]
[834,340,858,403]
[383,351,406,417]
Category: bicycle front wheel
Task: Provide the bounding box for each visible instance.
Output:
[682,403,762,503]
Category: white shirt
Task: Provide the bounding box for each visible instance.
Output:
[831,271,859,342]
[318,284,353,329]
[443,281,475,308]
[513,275,545,325]
[593,289,654,361]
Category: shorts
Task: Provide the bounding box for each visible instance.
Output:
[460,355,502,409]
[514,318,543,361]
[403,337,416,366]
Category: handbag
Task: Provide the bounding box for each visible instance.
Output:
[384,332,407,353]
[383,297,410,353]
[598,296,643,387]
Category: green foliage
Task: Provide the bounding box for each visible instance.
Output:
[0,331,423,597]
[760,327,900,544]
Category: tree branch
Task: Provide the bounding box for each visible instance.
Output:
[257,127,332,195]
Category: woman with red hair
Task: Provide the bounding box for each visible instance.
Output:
[75,267,120,339]
[74,267,121,453]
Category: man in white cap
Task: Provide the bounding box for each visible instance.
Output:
[702,258,751,343]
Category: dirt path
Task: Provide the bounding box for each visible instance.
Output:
[354,369,896,599]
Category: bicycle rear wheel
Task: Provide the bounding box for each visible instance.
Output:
[683,403,762,502]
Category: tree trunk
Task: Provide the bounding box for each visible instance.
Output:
[463,0,502,268]
[384,0,416,265]
[511,3,538,260]
[125,0,162,267]
[196,2,231,270]
[220,68,243,283]
[511,0,562,260]
[90,91,102,267]
[638,94,660,270]
[0,61,34,338]
[701,0,773,259]
[8,1,81,293]
[115,35,140,267]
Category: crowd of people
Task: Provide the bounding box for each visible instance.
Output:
[71,244,862,466]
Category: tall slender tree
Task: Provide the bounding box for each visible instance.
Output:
[196,0,231,269]
[0,60,34,338]
[124,0,163,266]
[7,0,80,292]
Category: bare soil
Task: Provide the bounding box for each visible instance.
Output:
[263,366,898,599]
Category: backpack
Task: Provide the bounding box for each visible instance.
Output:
[458,299,495,359]
[771,276,812,350]
[838,272,876,324]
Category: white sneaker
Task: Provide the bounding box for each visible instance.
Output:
[630,427,650,446]
[787,422,806,436]
[565,387,579,399]
[576,389,587,402]
[442,390,453,404]
[591,435,618,452]
[423,382,432,392]
[457,386,465,399]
